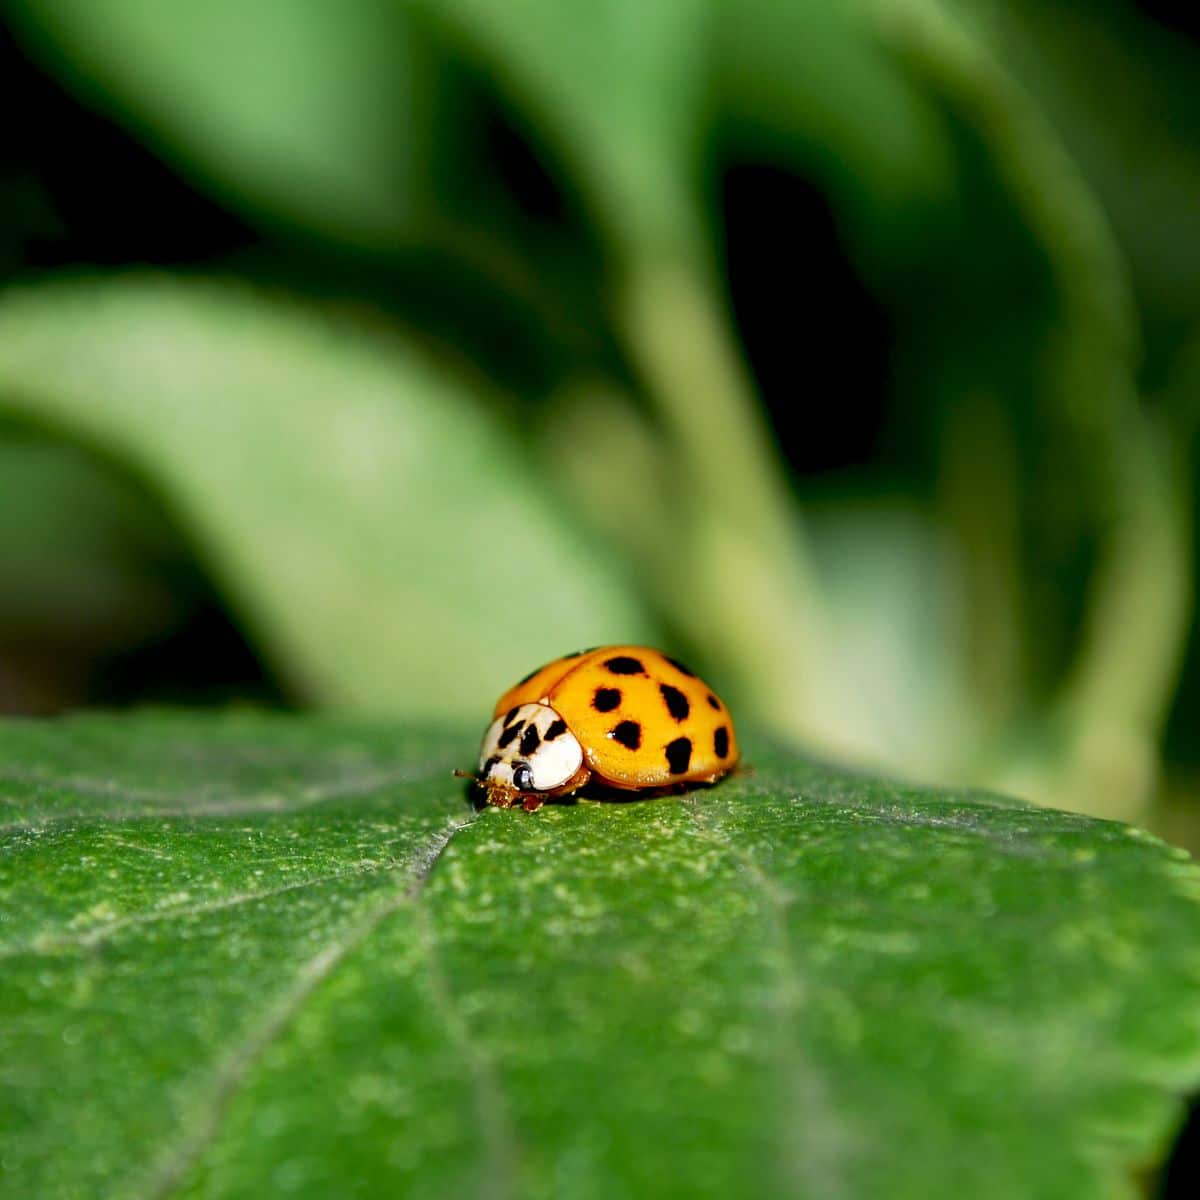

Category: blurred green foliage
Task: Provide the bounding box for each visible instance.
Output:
[1,0,1198,828]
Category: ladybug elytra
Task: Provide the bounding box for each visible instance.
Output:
[472,645,739,811]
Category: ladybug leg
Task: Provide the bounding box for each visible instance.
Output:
[521,793,545,813]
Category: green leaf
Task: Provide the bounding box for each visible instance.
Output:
[0,431,186,645]
[3,0,430,247]
[806,504,978,779]
[3,712,1198,1199]
[0,277,653,717]
[714,0,956,258]
[953,0,1200,375]
[414,0,712,257]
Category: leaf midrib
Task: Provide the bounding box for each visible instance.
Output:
[131,812,477,1200]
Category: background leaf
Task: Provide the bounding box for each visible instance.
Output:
[952,0,1200,382]
[0,430,193,710]
[2,712,1198,1198]
[1,0,621,401]
[3,0,428,247]
[0,276,653,718]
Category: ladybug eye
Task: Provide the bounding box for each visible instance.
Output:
[513,763,534,792]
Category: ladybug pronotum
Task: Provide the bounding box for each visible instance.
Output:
[471,645,739,811]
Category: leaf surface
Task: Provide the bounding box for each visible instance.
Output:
[2,712,1198,1199]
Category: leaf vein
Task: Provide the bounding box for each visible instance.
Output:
[683,797,853,1198]
[0,760,458,834]
[0,856,417,960]
[133,812,474,1200]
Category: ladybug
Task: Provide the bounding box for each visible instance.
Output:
[470,645,739,811]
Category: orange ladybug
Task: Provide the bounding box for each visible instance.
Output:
[472,645,739,811]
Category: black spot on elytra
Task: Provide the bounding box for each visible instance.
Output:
[482,755,500,775]
[545,718,568,741]
[706,693,721,711]
[604,656,646,675]
[666,736,693,774]
[714,726,730,758]
[513,763,534,791]
[610,720,642,749]
[504,706,522,726]
[664,655,696,677]
[593,687,621,712]
[519,724,541,755]
[659,683,690,721]
[497,722,522,749]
